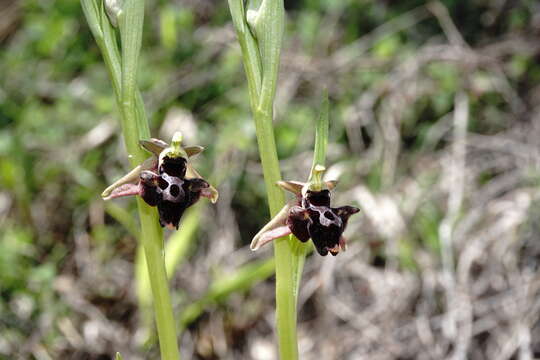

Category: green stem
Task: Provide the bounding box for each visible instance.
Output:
[137,206,201,329]
[254,108,299,360]
[120,103,180,360]
[228,0,302,358]
[137,201,180,360]
[117,1,180,357]
[81,1,180,358]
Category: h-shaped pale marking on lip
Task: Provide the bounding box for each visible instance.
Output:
[250,164,357,255]
[102,131,218,203]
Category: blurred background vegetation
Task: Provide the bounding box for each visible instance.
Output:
[1,0,540,359]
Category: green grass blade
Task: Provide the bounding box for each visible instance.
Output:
[247,0,285,112]
[117,0,146,162]
[228,1,303,358]
[310,91,329,174]
[227,0,263,106]
[99,1,122,100]
[165,206,200,276]
[137,207,200,310]
[80,0,103,40]
[178,258,275,331]
[83,1,181,358]
[104,202,140,240]
[291,91,329,305]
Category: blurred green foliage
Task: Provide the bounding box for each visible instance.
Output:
[1,0,539,358]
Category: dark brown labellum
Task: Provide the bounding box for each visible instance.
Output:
[156,177,210,229]
[139,170,160,206]
[138,156,210,229]
[286,206,311,242]
[287,189,359,256]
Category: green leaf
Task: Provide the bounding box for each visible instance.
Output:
[309,90,329,179]
[82,0,180,359]
[81,0,122,100]
[246,0,285,111]
[291,92,328,307]
[227,2,303,359]
[136,206,200,312]
[159,6,177,50]
[118,0,144,103]
[117,0,146,162]
[179,258,275,330]
[99,0,122,98]
[80,0,103,40]
[227,0,263,106]
[105,0,123,27]
[104,202,140,240]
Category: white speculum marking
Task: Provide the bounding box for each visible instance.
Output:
[159,173,185,202]
[312,206,342,227]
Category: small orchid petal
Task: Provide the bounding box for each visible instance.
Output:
[103,183,141,201]
[184,146,204,158]
[185,162,202,179]
[250,203,291,251]
[199,188,219,203]
[250,226,292,251]
[325,180,338,190]
[339,236,347,251]
[286,205,311,242]
[335,206,360,226]
[101,157,158,199]
[276,180,304,195]
[186,163,219,203]
[139,138,169,156]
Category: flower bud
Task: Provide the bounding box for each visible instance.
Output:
[105,0,123,27]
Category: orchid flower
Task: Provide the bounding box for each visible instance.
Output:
[251,165,359,256]
[102,131,218,229]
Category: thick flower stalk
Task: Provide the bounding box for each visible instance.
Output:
[81,1,193,358]
[227,0,304,358]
